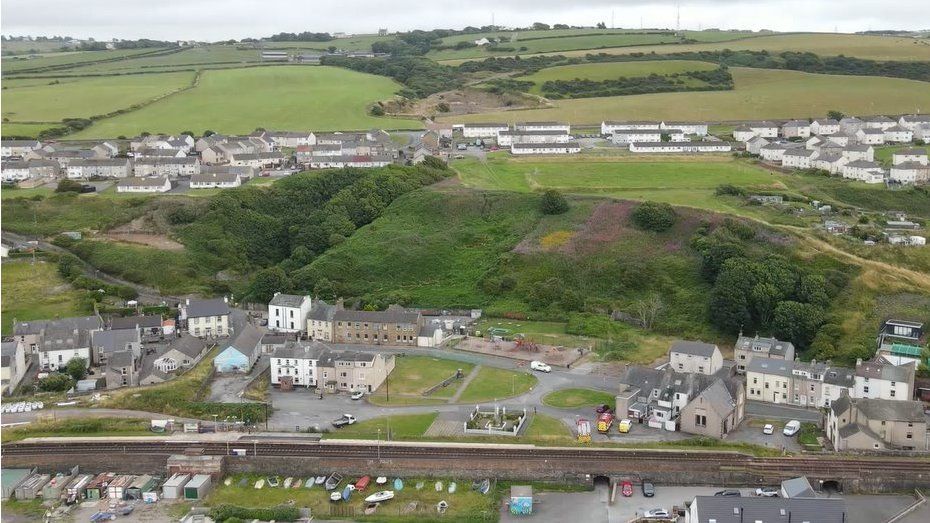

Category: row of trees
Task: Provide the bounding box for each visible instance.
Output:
[264,32,333,42]
[321,55,462,98]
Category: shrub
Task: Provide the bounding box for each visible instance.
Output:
[210,505,300,522]
[540,190,569,215]
[55,179,83,193]
[38,373,75,392]
[630,201,677,232]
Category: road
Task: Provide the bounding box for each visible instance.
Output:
[1,230,173,304]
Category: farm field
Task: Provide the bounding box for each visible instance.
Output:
[260,33,393,51]
[1,47,168,74]
[68,66,422,138]
[519,60,719,93]
[1,259,90,334]
[43,45,261,75]
[429,31,682,61]
[444,67,930,123]
[453,154,783,212]
[1,71,194,122]
[442,32,930,62]
[1,122,58,138]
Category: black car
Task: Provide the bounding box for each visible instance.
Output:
[715,490,742,497]
[80,184,96,193]
[642,482,655,497]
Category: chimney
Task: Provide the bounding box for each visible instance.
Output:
[223,296,228,304]
[811,359,817,365]
[186,298,191,306]
[856,358,863,367]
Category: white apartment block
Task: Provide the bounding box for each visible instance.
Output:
[892,148,929,166]
[511,142,581,155]
[515,122,571,133]
[462,123,509,138]
[601,121,661,135]
[133,157,201,177]
[268,293,312,333]
[497,130,571,147]
[782,149,817,169]
[884,126,913,143]
[811,119,840,135]
[611,130,663,144]
[66,158,132,179]
[629,141,731,153]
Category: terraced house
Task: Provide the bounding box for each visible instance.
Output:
[733,334,795,374]
[333,306,422,345]
[181,297,230,338]
[270,340,395,393]
[828,392,927,451]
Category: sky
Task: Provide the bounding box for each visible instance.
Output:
[1,0,928,41]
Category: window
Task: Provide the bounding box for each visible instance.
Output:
[289,310,294,318]
[891,390,896,398]
[907,433,913,439]
[695,415,706,427]
[765,383,770,389]
[864,386,870,394]
[753,378,758,384]
[677,363,684,370]
[275,309,280,317]
[698,366,705,373]
[739,354,746,360]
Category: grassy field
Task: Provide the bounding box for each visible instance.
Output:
[542,388,616,409]
[875,145,928,165]
[367,356,475,405]
[69,66,422,138]
[0,418,151,443]
[519,60,718,94]
[1,191,153,235]
[453,154,782,212]
[1,48,167,74]
[475,318,593,347]
[445,67,930,123]
[43,45,261,75]
[323,413,438,440]
[456,367,537,403]
[1,259,90,334]
[524,413,574,443]
[1,122,59,138]
[1,72,194,122]
[460,32,930,62]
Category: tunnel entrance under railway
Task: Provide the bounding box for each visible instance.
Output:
[821,480,843,494]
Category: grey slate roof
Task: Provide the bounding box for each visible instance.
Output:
[134,157,198,166]
[894,148,928,156]
[272,340,328,360]
[106,350,135,369]
[859,128,884,134]
[14,316,102,336]
[334,308,420,325]
[117,177,168,188]
[689,495,846,523]
[269,294,310,308]
[780,476,816,498]
[783,148,816,158]
[892,161,930,170]
[184,298,229,318]
[845,160,881,168]
[823,367,855,387]
[260,333,289,346]
[856,359,914,383]
[746,356,792,377]
[844,144,872,152]
[110,315,162,330]
[619,366,734,404]
[164,336,207,359]
[39,327,91,352]
[308,300,337,321]
[228,324,262,355]
[735,335,794,358]
[856,397,925,422]
[191,172,239,184]
[91,329,140,355]
[670,340,718,357]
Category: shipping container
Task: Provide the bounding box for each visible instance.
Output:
[14,473,50,500]
[161,474,190,500]
[107,475,135,500]
[183,474,212,500]
[126,475,159,500]
[84,473,113,500]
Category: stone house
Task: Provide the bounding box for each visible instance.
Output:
[827,392,926,451]
[333,306,422,345]
[668,341,723,375]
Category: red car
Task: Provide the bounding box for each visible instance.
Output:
[621,481,633,497]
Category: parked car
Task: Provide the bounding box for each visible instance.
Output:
[715,490,741,497]
[332,414,357,428]
[642,482,655,497]
[783,420,801,436]
[644,508,670,519]
[755,487,780,497]
[762,424,775,435]
[620,481,633,497]
[529,360,551,373]
[350,390,365,400]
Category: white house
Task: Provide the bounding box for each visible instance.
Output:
[781,148,817,169]
[462,123,509,138]
[474,37,491,46]
[497,130,571,146]
[661,121,708,136]
[611,130,663,144]
[781,120,811,138]
[190,171,242,189]
[898,114,930,131]
[271,342,323,388]
[1,341,27,395]
[839,117,865,134]
[732,126,757,142]
[229,152,285,169]
[811,119,840,135]
[826,132,852,147]
[132,157,201,177]
[748,121,779,138]
[66,158,132,179]
[116,177,171,193]
[760,142,800,162]
[855,128,885,145]
[511,142,581,155]
[601,121,661,135]
[854,358,914,401]
[745,136,770,155]
[268,293,312,333]
[892,148,928,166]
[1,140,42,158]
[308,154,393,169]
[1,161,32,182]
[668,341,723,375]
[181,297,230,338]
[889,162,930,184]
[515,122,571,133]
[841,144,874,162]
[262,131,316,148]
[883,125,913,143]
[811,152,848,174]
[38,328,92,372]
[842,160,886,183]
[629,141,731,153]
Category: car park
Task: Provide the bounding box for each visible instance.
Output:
[642,482,655,497]
[755,487,780,497]
[762,424,775,435]
[783,420,801,436]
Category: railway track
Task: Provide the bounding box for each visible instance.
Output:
[6,440,930,475]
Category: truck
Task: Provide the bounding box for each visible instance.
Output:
[596,412,614,433]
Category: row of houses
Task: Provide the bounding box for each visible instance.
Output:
[456,122,581,155]
[268,340,395,393]
[759,139,928,184]
[734,114,930,144]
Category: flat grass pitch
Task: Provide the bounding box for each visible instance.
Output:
[69,66,422,138]
[520,60,718,93]
[368,356,475,405]
[1,72,194,122]
[443,32,930,62]
[456,367,537,403]
[447,67,930,123]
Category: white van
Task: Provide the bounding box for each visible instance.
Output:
[783,420,801,436]
[530,361,552,373]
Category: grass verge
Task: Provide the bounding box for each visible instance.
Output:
[542,388,616,409]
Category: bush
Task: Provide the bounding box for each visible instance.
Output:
[369,105,385,116]
[55,179,83,193]
[38,373,75,392]
[540,190,569,215]
[630,201,677,232]
[64,357,88,381]
[210,505,300,522]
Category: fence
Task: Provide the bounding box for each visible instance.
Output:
[463,405,527,437]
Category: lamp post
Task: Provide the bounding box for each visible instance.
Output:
[377,428,381,461]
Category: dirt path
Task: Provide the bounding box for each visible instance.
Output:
[447,365,482,403]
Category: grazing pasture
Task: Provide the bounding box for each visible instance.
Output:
[519,60,719,93]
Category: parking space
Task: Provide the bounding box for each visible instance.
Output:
[726,419,802,452]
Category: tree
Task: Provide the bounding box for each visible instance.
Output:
[181,130,195,137]
[634,293,664,330]
[247,267,290,303]
[203,130,216,137]
[55,179,83,193]
[772,301,825,349]
[38,373,74,392]
[64,357,87,381]
[532,22,551,30]
[370,105,385,116]
[827,110,845,121]
[540,190,569,215]
[630,201,677,232]
[421,156,447,170]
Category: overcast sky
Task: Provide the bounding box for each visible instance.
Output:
[2,0,928,41]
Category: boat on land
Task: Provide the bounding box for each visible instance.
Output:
[394,478,404,491]
[365,503,379,515]
[237,478,248,488]
[315,476,327,485]
[254,479,265,489]
[329,492,342,502]
[415,482,424,490]
[305,477,315,488]
[448,482,457,494]
[342,485,353,501]
[292,479,302,488]
[267,476,280,488]
[283,477,293,488]
[376,476,388,485]
[325,473,343,491]
[435,481,443,492]
[355,476,371,491]
[224,478,232,486]
[472,479,491,495]
[437,500,449,514]
[365,490,395,503]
